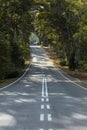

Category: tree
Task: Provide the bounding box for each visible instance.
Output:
[32,0,87,70]
[0,0,33,79]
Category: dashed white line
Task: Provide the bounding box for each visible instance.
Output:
[41,105,45,109]
[40,114,44,121]
[45,78,48,97]
[48,114,52,121]
[40,75,53,129]
[39,129,53,130]
[46,104,50,109]
[42,78,44,97]
[41,98,44,102]
[42,77,48,97]
[46,98,49,102]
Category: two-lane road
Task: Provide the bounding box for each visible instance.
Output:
[0,45,87,130]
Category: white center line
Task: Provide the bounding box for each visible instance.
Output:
[46,98,49,102]
[42,78,44,97]
[42,77,48,97]
[45,78,48,97]
[39,128,53,130]
[41,105,45,109]
[41,98,44,102]
[40,114,44,121]
[46,104,50,109]
[48,114,52,121]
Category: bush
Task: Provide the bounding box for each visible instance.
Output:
[6,69,20,78]
[78,61,87,70]
[79,60,86,66]
[82,64,87,72]
[60,60,66,66]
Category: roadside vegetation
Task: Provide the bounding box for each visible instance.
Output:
[45,46,87,82]
[32,0,87,73]
[0,0,87,86]
[0,0,33,84]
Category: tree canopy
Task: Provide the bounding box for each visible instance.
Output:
[0,0,87,80]
[0,0,33,79]
[32,0,87,70]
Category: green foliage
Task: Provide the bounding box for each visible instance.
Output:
[0,0,33,79]
[6,69,21,79]
[33,0,87,70]
[82,64,87,72]
[1,0,86,78]
[60,60,66,66]
[79,60,87,71]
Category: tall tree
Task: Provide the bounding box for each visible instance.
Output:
[32,0,87,69]
[0,0,33,79]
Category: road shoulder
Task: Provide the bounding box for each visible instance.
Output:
[44,46,87,83]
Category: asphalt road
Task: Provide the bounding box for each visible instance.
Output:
[0,45,87,130]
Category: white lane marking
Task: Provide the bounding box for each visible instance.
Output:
[40,114,44,121]
[41,98,44,102]
[57,69,87,91]
[48,114,52,121]
[39,128,53,130]
[42,78,44,97]
[46,104,50,109]
[41,105,45,109]
[45,78,48,97]
[46,98,49,102]
[0,64,31,91]
[42,77,48,97]
[39,129,53,130]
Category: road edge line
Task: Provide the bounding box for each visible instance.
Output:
[0,63,31,91]
[57,69,87,91]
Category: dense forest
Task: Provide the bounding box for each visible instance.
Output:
[0,0,87,80]
[0,0,33,79]
[32,0,87,71]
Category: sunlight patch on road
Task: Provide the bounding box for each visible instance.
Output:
[15,98,36,103]
[2,91,18,96]
[0,113,16,126]
[47,61,53,66]
[72,113,87,120]
[32,57,37,62]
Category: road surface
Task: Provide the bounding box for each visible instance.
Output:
[0,45,87,130]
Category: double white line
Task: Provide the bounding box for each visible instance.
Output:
[42,77,48,97]
[40,114,52,121]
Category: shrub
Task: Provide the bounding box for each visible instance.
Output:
[79,60,86,66]
[78,61,87,71]
[60,60,66,66]
[82,64,87,72]
[6,69,20,78]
